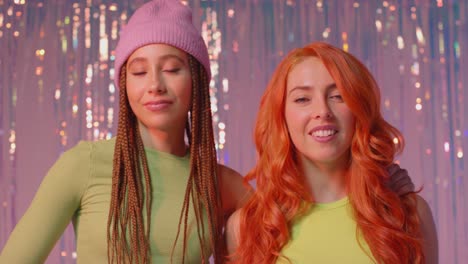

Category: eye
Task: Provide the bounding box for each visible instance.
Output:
[329,94,343,102]
[163,68,181,73]
[294,97,310,103]
[131,71,146,76]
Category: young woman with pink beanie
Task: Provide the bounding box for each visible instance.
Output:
[1,1,248,263]
[1,1,415,263]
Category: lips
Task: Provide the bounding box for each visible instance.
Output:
[144,99,173,111]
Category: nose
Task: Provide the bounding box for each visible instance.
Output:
[312,98,333,120]
[148,73,167,94]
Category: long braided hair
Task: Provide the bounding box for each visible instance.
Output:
[107,55,223,263]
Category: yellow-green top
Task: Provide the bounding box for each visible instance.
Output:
[0,138,210,263]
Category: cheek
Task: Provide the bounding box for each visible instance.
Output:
[125,80,146,115]
[125,87,141,109]
[126,92,139,117]
[175,79,192,109]
[182,81,192,101]
[340,109,356,138]
[285,106,305,137]
[125,76,144,98]
[284,106,295,131]
[125,85,136,103]
[344,110,355,128]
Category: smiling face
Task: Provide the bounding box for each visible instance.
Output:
[284,56,356,167]
[125,43,192,133]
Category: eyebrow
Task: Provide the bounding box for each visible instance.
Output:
[288,83,337,95]
[127,54,186,68]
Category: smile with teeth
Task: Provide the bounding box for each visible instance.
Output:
[312,129,337,137]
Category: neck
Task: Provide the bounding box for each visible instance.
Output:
[138,122,187,157]
[300,152,350,203]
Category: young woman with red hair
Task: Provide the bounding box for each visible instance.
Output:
[226,42,438,263]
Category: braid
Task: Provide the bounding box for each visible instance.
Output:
[198,59,223,258]
[107,64,152,263]
[190,58,210,261]
[172,56,224,263]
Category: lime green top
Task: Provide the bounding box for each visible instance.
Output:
[0,138,210,263]
[278,197,375,264]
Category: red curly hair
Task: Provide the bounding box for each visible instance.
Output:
[235,42,423,263]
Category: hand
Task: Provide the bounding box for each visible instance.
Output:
[385,163,415,195]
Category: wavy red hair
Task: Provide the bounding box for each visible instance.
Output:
[236,42,423,263]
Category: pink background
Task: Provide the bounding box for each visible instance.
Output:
[1,0,467,263]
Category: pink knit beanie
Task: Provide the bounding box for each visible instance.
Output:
[114,0,211,89]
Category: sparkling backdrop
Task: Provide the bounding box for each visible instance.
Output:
[1,0,466,263]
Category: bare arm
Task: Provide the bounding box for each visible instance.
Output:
[218,164,253,220]
[416,195,438,264]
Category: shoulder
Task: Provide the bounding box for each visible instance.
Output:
[226,209,242,233]
[415,195,438,264]
[57,138,114,166]
[414,195,435,228]
[88,137,116,163]
[217,164,242,181]
[217,164,253,217]
[48,138,115,188]
[225,209,242,256]
[51,140,93,172]
[415,195,431,216]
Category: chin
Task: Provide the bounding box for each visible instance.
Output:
[139,120,170,130]
[304,151,349,164]
[150,124,174,131]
